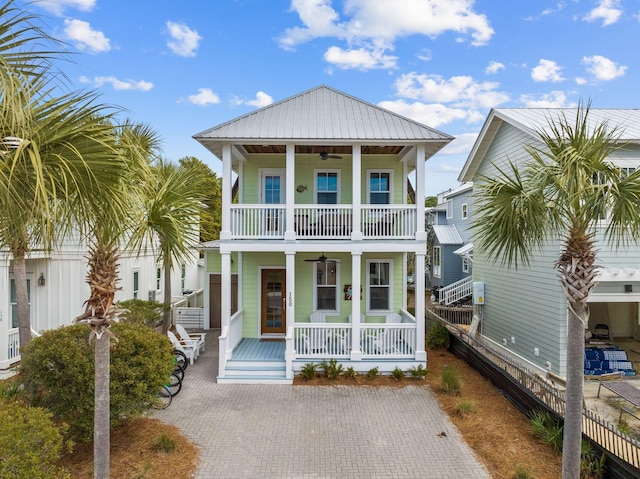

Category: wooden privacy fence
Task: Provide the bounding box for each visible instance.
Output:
[428,311,640,477]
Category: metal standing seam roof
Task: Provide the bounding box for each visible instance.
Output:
[193,85,453,158]
[459,108,640,183]
[432,225,463,245]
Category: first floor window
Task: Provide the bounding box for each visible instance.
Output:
[133,271,139,299]
[10,278,30,329]
[316,260,338,310]
[433,246,441,277]
[462,256,470,273]
[368,260,390,311]
[156,267,161,290]
[181,264,186,292]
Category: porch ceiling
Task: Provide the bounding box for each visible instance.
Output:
[241,145,404,155]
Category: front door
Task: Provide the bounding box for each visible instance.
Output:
[261,269,286,335]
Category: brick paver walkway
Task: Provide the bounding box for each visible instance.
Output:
[155,331,490,479]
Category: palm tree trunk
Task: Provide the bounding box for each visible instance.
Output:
[94,331,110,479]
[562,302,586,479]
[162,259,172,334]
[13,252,32,352]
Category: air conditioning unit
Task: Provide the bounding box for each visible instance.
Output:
[148,290,156,301]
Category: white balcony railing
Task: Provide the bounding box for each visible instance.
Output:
[229,204,417,240]
[439,276,473,305]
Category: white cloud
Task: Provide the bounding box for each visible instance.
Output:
[531,59,565,82]
[80,75,153,91]
[519,91,575,108]
[64,19,110,54]
[245,91,274,108]
[378,100,483,129]
[392,72,510,109]
[324,45,397,70]
[582,55,627,81]
[34,0,95,16]
[166,21,202,57]
[187,88,220,106]
[485,61,505,75]
[584,0,622,26]
[279,0,494,71]
[417,49,432,62]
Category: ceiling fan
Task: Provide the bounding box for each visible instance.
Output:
[304,253,328,263]
[319,149,342,160]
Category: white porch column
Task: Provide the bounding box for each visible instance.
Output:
[220,143,232,240]
[415,144,426,241]
[350,252,362,360]
[351,144,362,240]
[221,252,232,336]
[285,143,296,240]
[285,252,295,379]
[0,261,9,369]
[415,252,426,361]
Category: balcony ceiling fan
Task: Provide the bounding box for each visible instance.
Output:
[304,253,328,263]
[319,148,342,160]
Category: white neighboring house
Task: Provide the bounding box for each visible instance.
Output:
[0,233,202,377]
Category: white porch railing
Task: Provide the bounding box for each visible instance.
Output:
[218,308,244,378]
[293,323,352,358]
[7,328,42,366]
[360,322,416,358]
[228,204,418,240]
[439,275,473,305]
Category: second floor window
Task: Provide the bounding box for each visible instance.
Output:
[316,171,338,204]
[133,270,139,299]
[446,200,453,219]
[433,246,441,277]
[369,172,390,204]
[462,203,468,219]
[156,267,161,291]
[462,256,470,273]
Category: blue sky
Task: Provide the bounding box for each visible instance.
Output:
[20,0,640,196]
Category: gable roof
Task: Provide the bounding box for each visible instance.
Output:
[459,108,640,183]
[194,85,453,159]
[432,225,463,245]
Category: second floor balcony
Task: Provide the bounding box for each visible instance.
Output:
[229,204,418,240]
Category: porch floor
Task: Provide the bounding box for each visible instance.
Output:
[233,338,285,361]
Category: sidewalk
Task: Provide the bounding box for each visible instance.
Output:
[155,331,490,479]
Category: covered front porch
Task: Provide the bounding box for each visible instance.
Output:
[217,308,423,384]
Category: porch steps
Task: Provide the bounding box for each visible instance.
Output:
[218,359,292,385]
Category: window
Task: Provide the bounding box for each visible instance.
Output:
[462,256,470,273]
[446,200,453,219]
[461,203,468,219]
[133,271,139,299]
[10,278,30,329]
[433,246,441,278]
[316,260,338,311]
[369,171,391,204]
[264,175,282,204]
[181,264,186,292]
[367,260,391,311]
[156,267,161,291]
[316,171,338,204]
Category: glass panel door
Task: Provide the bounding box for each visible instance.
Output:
[261,269,286,334]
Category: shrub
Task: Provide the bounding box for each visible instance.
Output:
[117,299,168,328]
[344,366,358,380]
[324,359,344,380]
[408,364,427,379]
[455,398,476,416]
[511,464,533,479]
[0,401,72,479]
[300,363,317,380]
[528,410,563,453]
[153,433,177,453]
[440,365,461,395]
[20,323,175,442]
[392,367,404,381]
[427,322,450,349]
[366,367,379,380]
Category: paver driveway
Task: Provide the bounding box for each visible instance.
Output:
[155,332,490,479]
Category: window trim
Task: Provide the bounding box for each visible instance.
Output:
[132,269,140,300]
[259,168,286,204]
[366,169,393,205]
[461,203,468,220]
[314,169,341,204]
[156,266,161,292]
[433,246,442,278]
[366,259,393,313]
[462,256,470,273]
[313,259,340,313]
[446,200,453,219]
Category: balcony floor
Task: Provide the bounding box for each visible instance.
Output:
[232,338,285,361]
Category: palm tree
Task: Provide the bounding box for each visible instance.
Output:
[473,104,640,478]
[132,159,206,333]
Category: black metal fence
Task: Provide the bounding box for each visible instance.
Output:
[427,312,640,478]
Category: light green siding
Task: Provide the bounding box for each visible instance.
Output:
[206,250,238,274]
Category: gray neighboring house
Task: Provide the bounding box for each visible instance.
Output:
[426,183,473,304]
[459,108,640,378]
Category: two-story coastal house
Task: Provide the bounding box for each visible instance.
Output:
[459,108,640,379]
[195,85,454,383]
[426,183,473,305]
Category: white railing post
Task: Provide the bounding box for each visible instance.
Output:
[285,326,294,379]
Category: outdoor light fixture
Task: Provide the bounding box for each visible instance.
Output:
[38,272,45,286]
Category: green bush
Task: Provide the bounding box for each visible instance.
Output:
[344,366,358,379]
[427,322,450,349]
[0,401,72,479]
[323,359,344,380]
[440,365,461,395]
[300,363,317,380]
[392,366,405,381]
[366,367,379,379]
[20,323,175,442]
[455,398,476,416]
[528,410,563,453]
[408,364,428,379]
[117,299,168,328]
